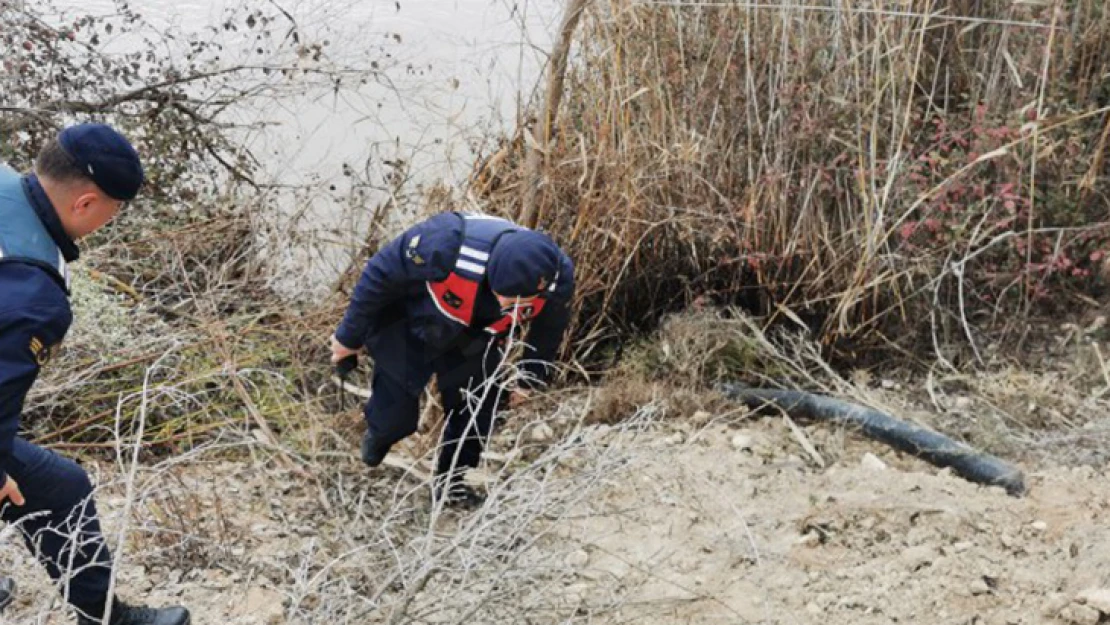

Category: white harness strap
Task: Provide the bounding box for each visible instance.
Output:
[458,245,490,262]
[57,249,70,289]
[455,259,486,275]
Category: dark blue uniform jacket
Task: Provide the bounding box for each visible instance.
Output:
[0,167,78,488]
[334,212,575,392]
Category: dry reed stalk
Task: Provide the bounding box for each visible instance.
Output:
[473,0,1110,367]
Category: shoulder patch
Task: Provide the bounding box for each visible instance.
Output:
[406,234,425,266]
[29,335,52,366]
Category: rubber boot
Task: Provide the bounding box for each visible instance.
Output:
[0,576,14,612]
[361,430,392,468]
[77,599,191,625]
[432,472,486,511]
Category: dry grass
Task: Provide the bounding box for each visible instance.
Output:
[6,2,1110,621]
[606,308,1110,464]
[475,0,1110,367]
[4,373,671,624]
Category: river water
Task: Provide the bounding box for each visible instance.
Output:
[48,0,563,295]
[63,0,560,186]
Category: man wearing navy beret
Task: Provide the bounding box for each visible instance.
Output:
[0,124,190,624]
[331,211,575,508]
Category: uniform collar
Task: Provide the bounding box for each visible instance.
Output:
[22,174,80,263]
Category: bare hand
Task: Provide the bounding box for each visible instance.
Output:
[0,476,25,507]
[508,388,531,408]
[330,334,360,364]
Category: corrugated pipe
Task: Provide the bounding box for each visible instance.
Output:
[720,384,1026,496]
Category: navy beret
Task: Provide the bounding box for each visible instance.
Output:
[488,230,561,297]
[58,123,144,201]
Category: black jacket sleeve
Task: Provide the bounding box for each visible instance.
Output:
[0,303,71,486]
[519,251,576,388]
[333,213,462,350]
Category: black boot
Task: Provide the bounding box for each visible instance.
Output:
[361,430,391,467]
[77,600,190,625]
[0,576,14,612]
[433,473,486,511]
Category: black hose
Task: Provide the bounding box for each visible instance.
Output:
[720,384,1026,496]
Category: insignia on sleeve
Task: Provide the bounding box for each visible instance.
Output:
[29,336,52,366]
[406,234,426,266]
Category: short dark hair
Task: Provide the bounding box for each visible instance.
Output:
[35,138,93,186]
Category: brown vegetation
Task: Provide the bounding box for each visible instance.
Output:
[475,0,1110,368]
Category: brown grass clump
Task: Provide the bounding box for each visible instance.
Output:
[584,309,796,425]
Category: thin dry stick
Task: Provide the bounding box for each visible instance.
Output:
[102,349,176,625]
[519,0,591,229]
[631,1,1059,29]
[1023,1,1062,312]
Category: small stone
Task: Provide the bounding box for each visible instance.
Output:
[235,586,285,624]
[530,423,555,443]
[564,583,589,603]
[564,549,589,569]
[1077,588,1110,614]
[691,410,712,426]
[860,453,888,471]
[970,579,991,595]
[881,379,896,389]
[664,432,685,445]
[954,396,973,410]
[900,545,936,570]
[202,569,231,589]
[953,541,974,553]
[796,532,821,548]
[1043,593,1070,617]
[1061,603,1101,625]
[1031,520,1048,532]
[731,433,754,451]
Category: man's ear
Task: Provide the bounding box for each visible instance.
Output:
[72,192,98,215]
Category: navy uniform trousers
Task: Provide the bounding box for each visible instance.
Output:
[1,439,112,614]
[364,325,507,478]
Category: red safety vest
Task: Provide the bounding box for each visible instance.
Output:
[424,214,555,335]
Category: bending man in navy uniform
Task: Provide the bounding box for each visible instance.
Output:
[0,125,190,625]
[330,212,575,507]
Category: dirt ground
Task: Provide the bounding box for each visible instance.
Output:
[550,417,1110,625]
[4,384,1110,625]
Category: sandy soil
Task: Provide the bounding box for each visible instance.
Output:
[4,394,1110,625]
[551,416,1110,625]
